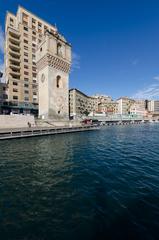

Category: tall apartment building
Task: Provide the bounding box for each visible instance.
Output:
[5,6,57,114]
[69,89,98,118]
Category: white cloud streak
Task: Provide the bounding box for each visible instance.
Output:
[132,78,159,100]
[153,75,159,81]
[0,26,4,54]
[71,52,80,72]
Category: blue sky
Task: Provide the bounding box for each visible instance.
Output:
[1,0,159,99]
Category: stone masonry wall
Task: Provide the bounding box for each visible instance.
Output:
[0,115,35,129]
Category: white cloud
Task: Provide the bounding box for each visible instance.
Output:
[71,52,80,72]
[132,82,159,100]
[0,25,4,54]
[153,75,159,81]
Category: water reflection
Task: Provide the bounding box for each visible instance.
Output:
[0,125,159,239]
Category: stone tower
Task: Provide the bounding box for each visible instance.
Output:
[36,30,71,120]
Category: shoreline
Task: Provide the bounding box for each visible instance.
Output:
[0,125,99,140]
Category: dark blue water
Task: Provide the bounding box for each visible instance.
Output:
[0,124,159,240]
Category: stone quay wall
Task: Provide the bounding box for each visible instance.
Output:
[0,115,35,129]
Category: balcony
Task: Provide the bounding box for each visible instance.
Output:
[10,69,21,78]
[9,54,20,63]
[9,36,20,45]
[9,49,20,58]
[8,76,20,84]
[8,28,20,39]
[10,57,21,65]
[9,42,20,51]
[10,64,20,71]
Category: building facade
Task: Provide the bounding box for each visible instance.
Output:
[130,100,147,116]
[93,94,118,115]
[116,97,135,115]
[69,89,98,118]
[147,100,159,113]
[5,6,57,114]
[0,82,7,114]
[36,30,71,120]
[98,101,118,115]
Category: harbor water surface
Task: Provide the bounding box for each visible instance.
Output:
[0,124,159,240]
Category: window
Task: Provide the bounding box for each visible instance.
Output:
[24,39,28,44]
[32,48,36,53]
[44,25,48,33]
[32,67,36,72]
[24,84,29,88]
[13,96,18,100]
[32,31,36,35]
[13,81,18,86]
[56,75,63,88]
[24,26,28,31]
[33,79,36,83]
[24,59,28,63]
[24,65,28,69]
[24,45,28,50]
[24,78,29,81]
[32,73,36,78]
[32,18,36,24]
[32,84,37,89]
[24,52,28,57]
[57,43,62,57]
[24,90,29,94]
[10,18,13,22]
[24,71,29,75]
[32,43,36,48]
[40,47,42,52]
[13,88,18,92]
[24,97,29,101]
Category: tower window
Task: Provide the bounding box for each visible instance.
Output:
[56,75,63,88]
[57,43,62,57]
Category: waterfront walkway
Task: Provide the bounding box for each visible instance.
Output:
[0,125,99,140]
